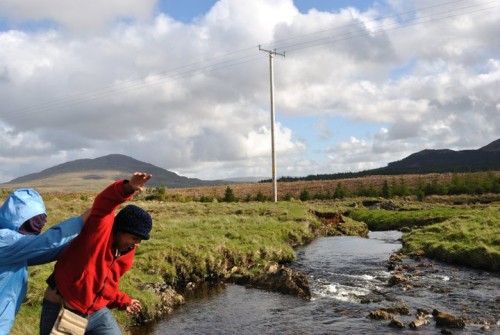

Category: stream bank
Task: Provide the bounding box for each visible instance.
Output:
[134,231,499,334]
[127,199,499,334]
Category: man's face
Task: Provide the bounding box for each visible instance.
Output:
[114,231,142,253]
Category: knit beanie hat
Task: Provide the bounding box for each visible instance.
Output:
[114,204,152,240]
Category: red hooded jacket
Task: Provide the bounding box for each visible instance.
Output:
[54,179,135,315]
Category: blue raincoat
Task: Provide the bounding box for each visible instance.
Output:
[0,188,84,334]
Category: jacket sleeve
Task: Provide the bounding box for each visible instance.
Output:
[86,179,134,230]
[107,290,132,310]
[0,216,84,266]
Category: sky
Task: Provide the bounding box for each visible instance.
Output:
[0,0,499,182]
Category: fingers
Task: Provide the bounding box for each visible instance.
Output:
[127,300,142,314]
[129,172,152,192]
[132,172,152,182]
[133,172,152,180]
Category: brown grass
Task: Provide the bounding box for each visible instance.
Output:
[2,171,498,200]
[0,171,124,193]
[163,172,481,200]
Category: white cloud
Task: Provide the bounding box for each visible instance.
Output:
[0,0,156,33]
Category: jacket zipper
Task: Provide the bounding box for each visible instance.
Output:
[85,251,120,315]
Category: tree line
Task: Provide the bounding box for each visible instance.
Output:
[297,171,500,201]
[144,172,500,202]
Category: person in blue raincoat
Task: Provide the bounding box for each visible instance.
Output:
[0,188,88,334]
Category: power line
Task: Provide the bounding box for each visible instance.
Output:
[3,47,263,122]
[259,0,495,50]
[270,0,500,53]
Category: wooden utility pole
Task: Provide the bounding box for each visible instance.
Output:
[259,45,285,203]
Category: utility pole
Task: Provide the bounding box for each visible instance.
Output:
[259,45,285,203]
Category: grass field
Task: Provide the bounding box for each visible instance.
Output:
[2,179,499,334]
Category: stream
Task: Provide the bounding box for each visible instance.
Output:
[142,231,499,334]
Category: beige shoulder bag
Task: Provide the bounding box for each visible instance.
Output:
[50,304,88,335]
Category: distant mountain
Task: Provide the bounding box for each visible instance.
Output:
[376,139,500,174]
[478,138,500,152]
[278,139,500,182]
[2,154,229,191]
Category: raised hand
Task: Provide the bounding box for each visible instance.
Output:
[128,172,152,192]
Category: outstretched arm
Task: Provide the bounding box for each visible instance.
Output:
[90,172,152,222]
[27,209,90,265]
[0,215,85,267]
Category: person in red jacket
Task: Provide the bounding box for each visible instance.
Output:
[40,172,153,335]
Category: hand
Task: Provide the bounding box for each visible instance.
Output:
[128,172,152,193]
[80,209,91,222]
[126,299,142,314]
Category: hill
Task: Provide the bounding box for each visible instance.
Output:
[1,154,228,192]
[380,138,500,174]
[279,138,500,182]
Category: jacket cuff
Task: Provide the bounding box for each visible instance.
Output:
[116,179,135,199]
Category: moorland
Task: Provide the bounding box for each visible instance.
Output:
[3,171,499,334]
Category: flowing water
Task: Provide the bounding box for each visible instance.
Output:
[143,232,499,334]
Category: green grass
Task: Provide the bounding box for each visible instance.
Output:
[348,206,461,230]
[347,200,500,271]
[132,202,319,285]
[8,196,499,334]
[401,207,500,271]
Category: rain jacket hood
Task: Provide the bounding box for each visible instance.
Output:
[0,188,46,231]
[0,188,83,334]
